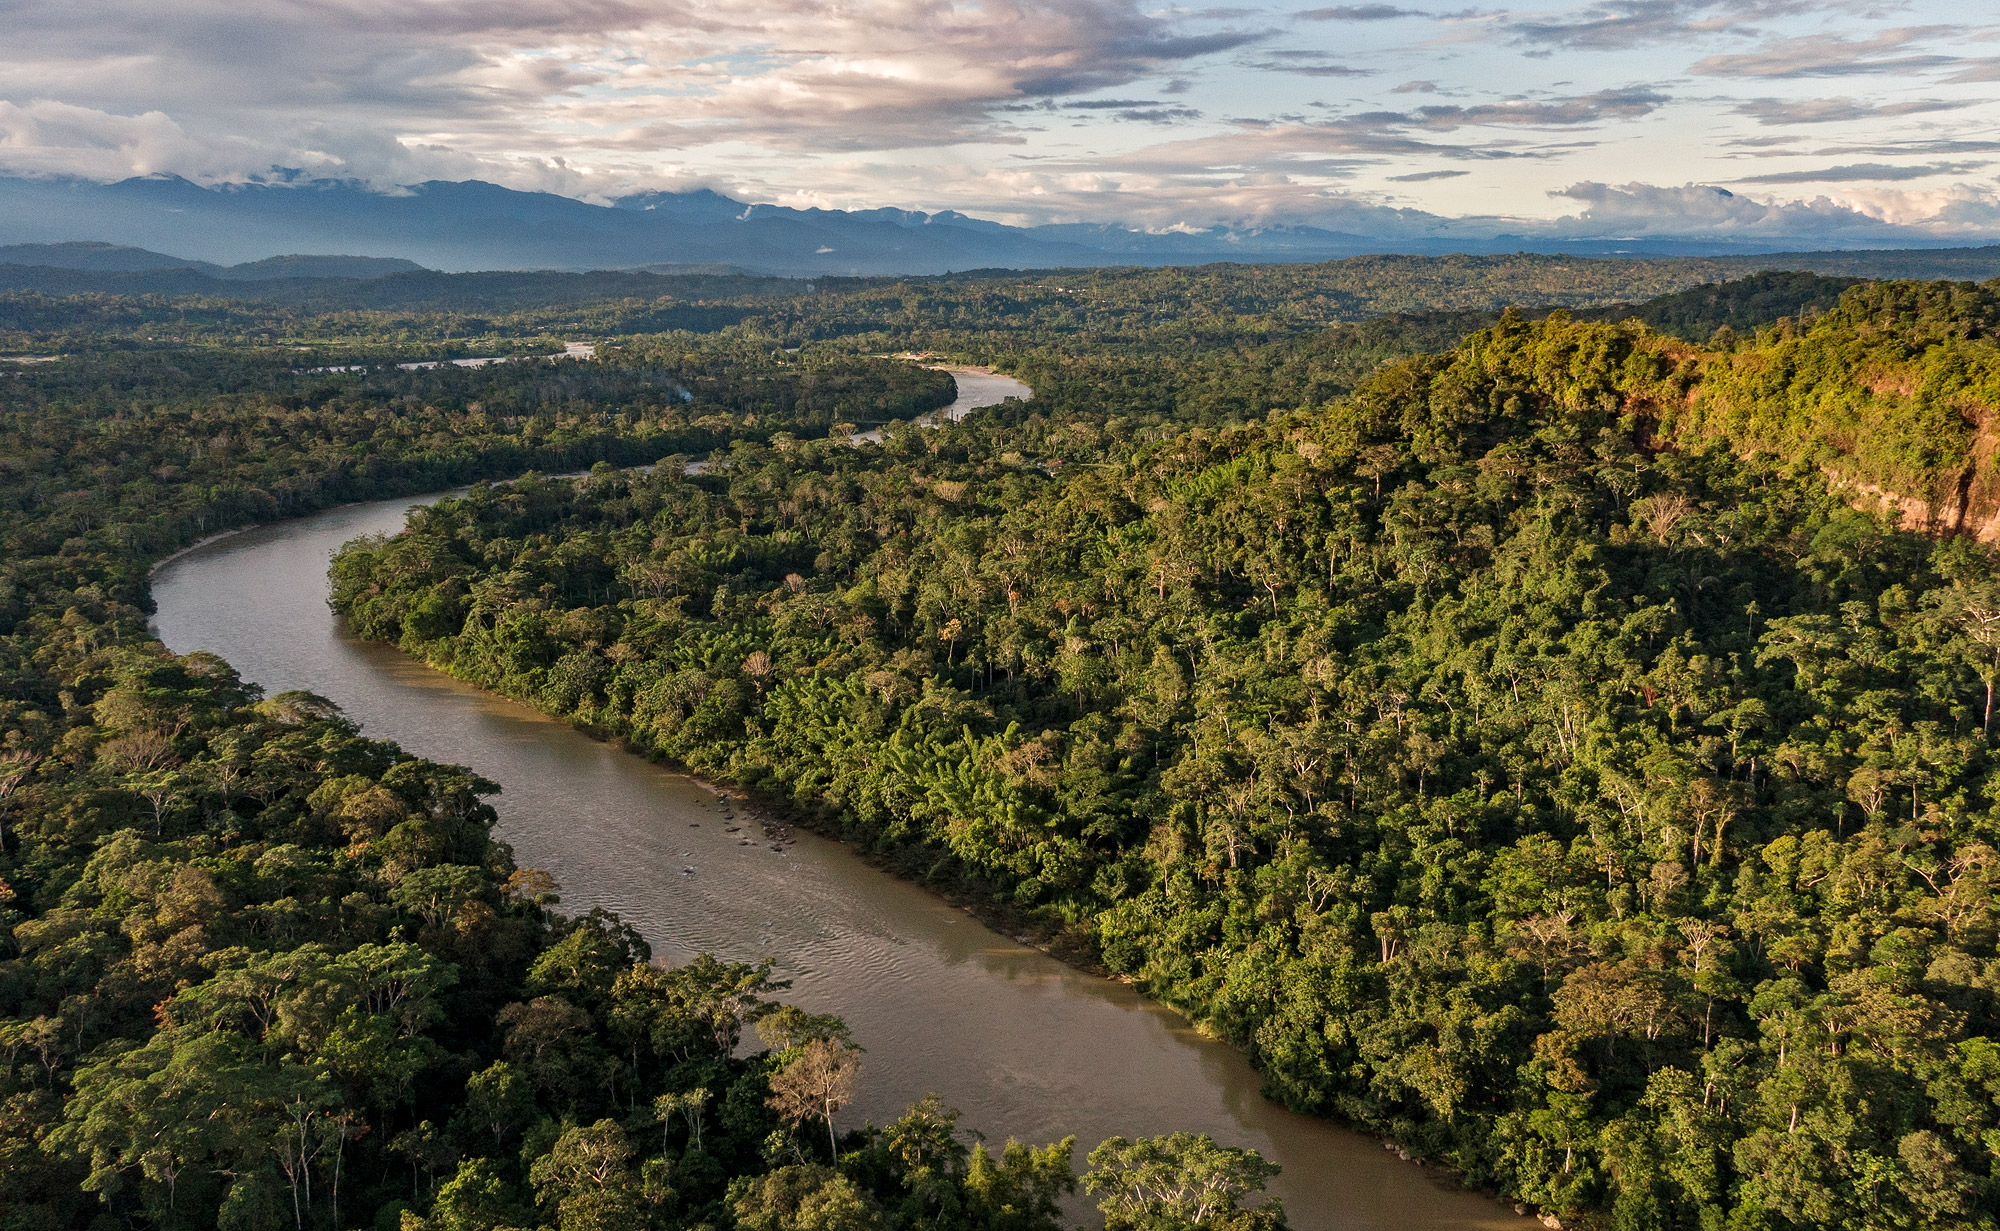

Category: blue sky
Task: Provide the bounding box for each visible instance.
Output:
[0,0,1995,240]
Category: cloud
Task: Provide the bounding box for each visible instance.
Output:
[1297,5,1422,20]
[1243,49,1373,77]
[1506,0,1820,53]
[1341,88,1668,132]
[1039,87,1669,200]
[1811,139,2000,157]
[1731,96,1979,126]
[1731,160,1988,185]
[1546,180,1911,239]
[1027,97,1211,122]
[1246,60,1374,76]
[0,0,1268,177]
[809,152,1440,232]
[0,100,231,181]
[0,98,514,187]
[936,166,2000,242]
[1691,28,1961,79]
[0,0,1997,241]
[1028,91,1656,191]
[1945,58,2000,84]
[1067,103,1205,122]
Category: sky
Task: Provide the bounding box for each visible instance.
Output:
[0,0,1997,241]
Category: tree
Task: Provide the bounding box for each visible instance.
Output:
[964,1136,1077,1231]
[729,1164,877,1231]
[498,997,603,1106]
[528,1119,656,1231]
[459,1062,537,1151]
[0,749,39,850]
[1083,1134,1286,1231]
[1933,560,2000,732]
[406,1157,530,1231]
[768,1039,863,1159]
[653,1086,710,1153]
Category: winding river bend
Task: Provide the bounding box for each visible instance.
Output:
[151,386,1518,1231]
[852,365,1028,444]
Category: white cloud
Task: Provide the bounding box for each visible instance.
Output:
[1544,179,2000,240]
[0,1,1264,172]
[0,101,194,180]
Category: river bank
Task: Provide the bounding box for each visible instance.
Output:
[851,363,1029,443]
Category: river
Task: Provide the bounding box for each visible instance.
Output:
[151,487,1520,1231]
[852,365,1027,444]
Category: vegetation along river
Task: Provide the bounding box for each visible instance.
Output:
[151,377,1519,1231]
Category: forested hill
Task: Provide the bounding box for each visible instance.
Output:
[335,282,2000,1230]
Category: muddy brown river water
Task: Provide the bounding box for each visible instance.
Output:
[151,420,1520,1231]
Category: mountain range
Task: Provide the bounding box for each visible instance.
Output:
[2,174,1983,278]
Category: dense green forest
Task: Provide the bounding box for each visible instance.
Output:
[333,280,2000,1231]
[5,259,1996,1231]
[0,253,1855,355]
[0,334,1291,1230]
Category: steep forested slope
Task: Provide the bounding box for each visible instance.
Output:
[335,291,2000,1231]
[1681,280,2000,542]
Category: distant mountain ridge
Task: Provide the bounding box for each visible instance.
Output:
[3,174,1987,278]
[0,241,424,280]
[5,248,2000,314]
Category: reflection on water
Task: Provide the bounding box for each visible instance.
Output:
[152,494,1520,1231]
[852,365,1028,444]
